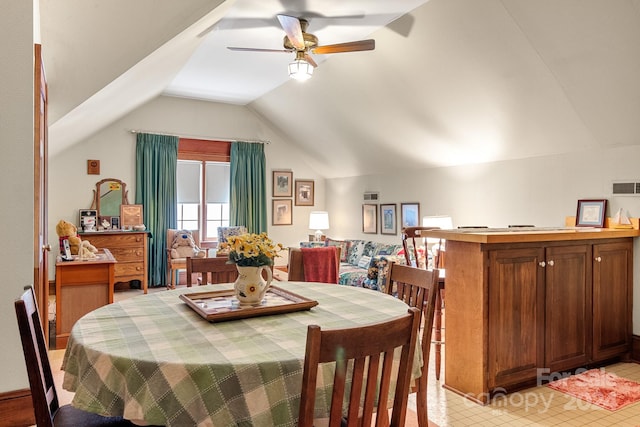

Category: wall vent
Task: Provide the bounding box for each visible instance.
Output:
[363,192,379,201]
[612,181,640,196]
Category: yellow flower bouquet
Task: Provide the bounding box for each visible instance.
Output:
[220,232,283,267]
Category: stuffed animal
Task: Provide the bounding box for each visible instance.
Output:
[171,230,206,259]
[56,219,98,259]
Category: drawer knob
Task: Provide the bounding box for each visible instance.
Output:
[595,256,602,262]
[547,260,555,266]
[539,261,546,267]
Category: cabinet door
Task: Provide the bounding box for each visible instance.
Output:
[593,241,632,361]
[544,245,591,372]
[488,247,545,388]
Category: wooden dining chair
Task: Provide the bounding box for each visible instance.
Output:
[384,263,440,427]
[14,286,138,427]
[401,226,440,267]
[287,246,341,283]
[298,306,421,427]
[186,256,239,286]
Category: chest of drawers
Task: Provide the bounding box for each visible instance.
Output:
[80,231,149,293]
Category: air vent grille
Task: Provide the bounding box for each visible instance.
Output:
[364,192,379,201]
[612,181,640,196]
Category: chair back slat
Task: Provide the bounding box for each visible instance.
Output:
[186,256,239,286]
[298,307,421,427]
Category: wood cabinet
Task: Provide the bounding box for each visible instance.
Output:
[80,231,149,293]
[55,249,116,348]
[422,227,636,404]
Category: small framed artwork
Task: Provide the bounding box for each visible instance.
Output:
[380,204,397,235]
[576,199,608,228]
[120,204,143,228]
[362,204,378,234]
[87,159,100,175]
[295,180,314,206]
[272,199,293,225]
[273,170,293,197]
[79,209,98,231]
[401,203,421,228]
[110,216,120,230]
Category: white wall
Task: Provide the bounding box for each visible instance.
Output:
[0,0,35,394]
[327,145,640,333]
[48,95,324,282]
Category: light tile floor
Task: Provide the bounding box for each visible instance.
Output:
[51,287,640,426]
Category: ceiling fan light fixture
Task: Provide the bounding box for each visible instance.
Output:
[288,59,314,81]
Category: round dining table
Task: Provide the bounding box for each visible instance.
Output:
[61,281,419,427]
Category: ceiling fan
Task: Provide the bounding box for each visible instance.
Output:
[227,14,375,81]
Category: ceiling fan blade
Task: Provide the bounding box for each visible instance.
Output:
[227,47,291,53]
[312,39,375,55]
[277,14,306,50]
[304,53,318,68]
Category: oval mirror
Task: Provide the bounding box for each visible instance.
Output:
[91,178,129,218]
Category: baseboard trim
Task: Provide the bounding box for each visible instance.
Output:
[0,388,34,427]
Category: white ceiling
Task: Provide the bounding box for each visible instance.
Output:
[40,0,640,178]
[163,0,429,104]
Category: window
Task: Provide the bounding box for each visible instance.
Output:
[177,139,231,243]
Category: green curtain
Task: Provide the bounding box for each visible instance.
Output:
[135,133,179,287]
[230,142,267,234]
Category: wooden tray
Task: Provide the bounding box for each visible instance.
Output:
[180,286,318,322]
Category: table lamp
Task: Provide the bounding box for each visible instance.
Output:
[309,211,329,242]
[422,215,453,254]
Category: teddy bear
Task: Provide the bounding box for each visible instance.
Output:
[171,230,206,259]
[56,219,98,259]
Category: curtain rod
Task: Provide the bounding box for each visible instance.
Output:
[128,129,270,144]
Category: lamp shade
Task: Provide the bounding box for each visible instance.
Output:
[309,211,329,230]
[288,59,314,81]
[422,215,453,243]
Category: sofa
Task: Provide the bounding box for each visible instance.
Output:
[301,238,405,292]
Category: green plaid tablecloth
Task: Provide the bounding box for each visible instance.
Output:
[62,281,419,427]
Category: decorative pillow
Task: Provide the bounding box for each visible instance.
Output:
[217,226,247,243]
[357,255,372,269]
[362,241,378,258]
[347,240,365,265]
[375,244,402,256]
[325,238,350,262]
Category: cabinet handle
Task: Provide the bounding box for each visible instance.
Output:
[548,260,555,266]
[539,261,546,267]
[595,256,602,262]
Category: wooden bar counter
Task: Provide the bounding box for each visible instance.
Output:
[421,223,639,404]
[55,249,116,348]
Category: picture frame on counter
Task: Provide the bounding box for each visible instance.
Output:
[575,199,607,228]
[120,204,143,228]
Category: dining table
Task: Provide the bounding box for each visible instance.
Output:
[61,281,421,427]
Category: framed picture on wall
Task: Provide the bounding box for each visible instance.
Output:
[401,203,421,228]
[272,199,293,225]
[295,180,314,206]
[576,199,607,228]
[380,204,397,235]
[362,204,378,234]
[273,170,293,197]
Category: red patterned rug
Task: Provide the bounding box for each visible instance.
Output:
[548,368,640,411]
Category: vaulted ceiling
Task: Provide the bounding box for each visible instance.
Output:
[40,0,640,178]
